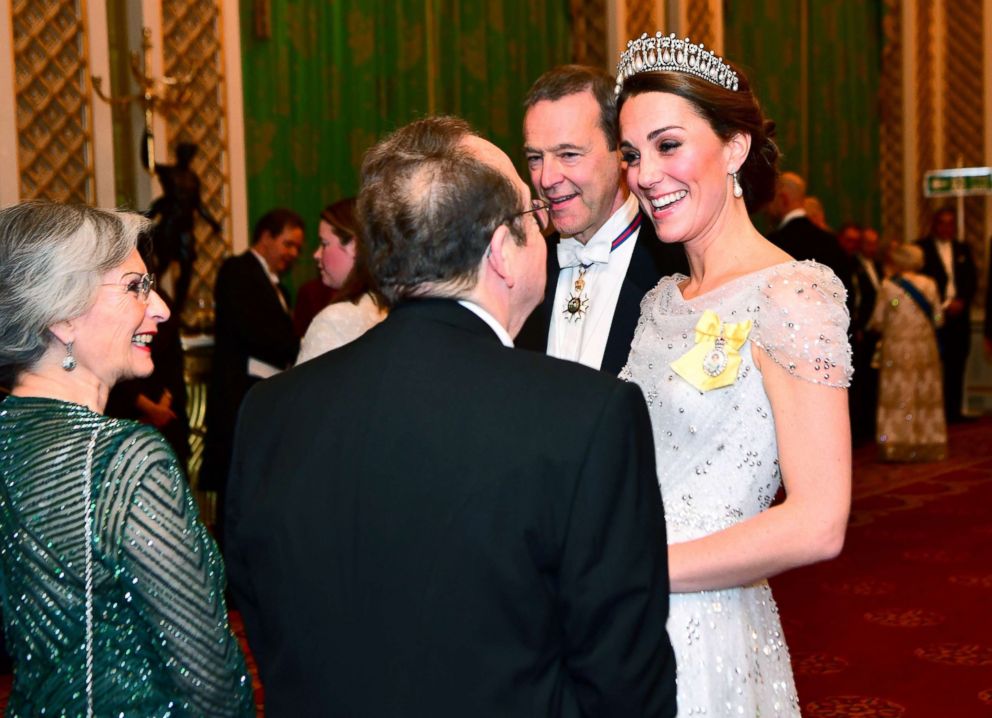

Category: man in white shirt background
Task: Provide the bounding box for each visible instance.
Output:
[918,206,978,423]
[202,207,303,547]
[515,65,688,375]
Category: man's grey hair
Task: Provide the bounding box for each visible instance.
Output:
[358,116,526,306]
[0,200,148,385]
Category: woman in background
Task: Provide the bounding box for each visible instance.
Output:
[296,198,386,364]
[869,242,947,461]
[0,201,254,716]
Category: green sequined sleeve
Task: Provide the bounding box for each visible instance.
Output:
[110,426,255,716]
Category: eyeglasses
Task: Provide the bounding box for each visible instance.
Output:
[514,199,551,234]
[102,272,156,303]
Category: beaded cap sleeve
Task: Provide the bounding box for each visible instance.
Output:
[749,261,852,387]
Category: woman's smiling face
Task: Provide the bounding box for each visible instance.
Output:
[67,248,169,389]
[620,91,737,246]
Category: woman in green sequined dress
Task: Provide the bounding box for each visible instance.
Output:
[0,201,254,716]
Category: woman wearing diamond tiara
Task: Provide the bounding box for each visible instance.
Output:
[615,34,852,715]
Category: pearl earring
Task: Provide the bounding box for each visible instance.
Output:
[732,172,743,199]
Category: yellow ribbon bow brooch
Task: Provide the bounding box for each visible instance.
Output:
[670,310,753,392]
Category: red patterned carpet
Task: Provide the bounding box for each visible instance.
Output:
[1,419,990,716]
[773,417,992,717]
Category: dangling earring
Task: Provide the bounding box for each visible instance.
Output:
[62,341,77,372]
[732,172,744,199]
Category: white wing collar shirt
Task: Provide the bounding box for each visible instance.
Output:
[547,194,641,370]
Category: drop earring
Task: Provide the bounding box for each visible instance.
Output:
[732,172,743,199]
[62,341,76,372]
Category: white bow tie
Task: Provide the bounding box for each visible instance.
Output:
[557,238,611,269]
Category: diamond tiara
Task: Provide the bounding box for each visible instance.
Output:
[615,33,739,96]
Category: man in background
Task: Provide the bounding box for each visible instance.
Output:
[201,208,302,545]
[918,207,977,422]
[767,171,850,290]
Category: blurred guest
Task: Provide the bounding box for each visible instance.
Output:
[837,222,876,445]
[201,208,302,546]
[846,223,885,445]
[296,199,385,364]
[767,171,851,289]
[985,240,992,360]
[292,276,337,337]
[0,200,253,716]
[870,243,946,461]
[918,207,977,422]
[804,195,830,231]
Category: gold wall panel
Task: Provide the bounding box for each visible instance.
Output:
[878,0,903,244]
[569,0,608,69]
[161,0,231,327]
[915,1,936,237]
[685,0,715,50]
[625,0,656,42]
[12,0,95,202]
[942,0,986,255]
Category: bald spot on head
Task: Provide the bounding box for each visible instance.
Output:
[778,172,807,203]
[460,135,530,204]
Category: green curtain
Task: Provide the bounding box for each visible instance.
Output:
[240,0,571,295]
[724,1,881,232]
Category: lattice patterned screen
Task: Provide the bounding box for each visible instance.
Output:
[942,0,986,255]
[685,1,715,50]
[161,0,231,327]
[12,0,95,202]
[915,2,937,237]
[569,0,608,68]
[626,0,656,41]
[879,0,904,245]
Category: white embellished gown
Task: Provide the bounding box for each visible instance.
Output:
[620,261,852,716]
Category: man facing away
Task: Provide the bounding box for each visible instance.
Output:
[225,116,677,717]
[515,65,688,374]
[766,171,852,291]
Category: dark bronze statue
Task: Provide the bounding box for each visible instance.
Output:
[145,141,221,316]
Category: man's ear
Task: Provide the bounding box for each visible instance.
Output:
[486,224,515,288]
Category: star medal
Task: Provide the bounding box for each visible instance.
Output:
[701,336,729,377]
[563,267,589,322]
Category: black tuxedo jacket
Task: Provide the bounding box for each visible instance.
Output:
[201,251,298,490]
[768,216,852,290]
[849,255,881,335]
[985,251,992,342]
[516,210,688,374]
[918,236,977,306]
[226,299,676,718]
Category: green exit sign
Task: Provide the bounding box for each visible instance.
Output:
[924,167,992,197]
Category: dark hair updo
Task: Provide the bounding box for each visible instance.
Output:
[617,64,780,212]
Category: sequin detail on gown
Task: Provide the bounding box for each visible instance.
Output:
[0,395,254,717]
[620,261,852,716]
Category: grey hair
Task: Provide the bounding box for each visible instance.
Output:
[889,242,924,273]
[0,200,149,384]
